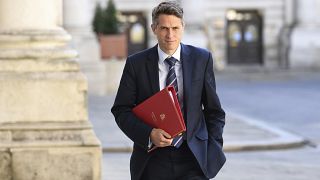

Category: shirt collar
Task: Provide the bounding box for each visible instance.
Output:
[157,44,181,64]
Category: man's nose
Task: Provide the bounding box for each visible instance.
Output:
[166,29,174,38]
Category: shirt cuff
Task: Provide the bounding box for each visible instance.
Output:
[148,137,153,149]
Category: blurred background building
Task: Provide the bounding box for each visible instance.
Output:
[1,1,319,179]
[62,0,320,95]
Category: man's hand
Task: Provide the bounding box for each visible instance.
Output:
[150,128,173,147]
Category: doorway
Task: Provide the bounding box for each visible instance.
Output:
[120,12,148,56]
[226,10,263,64]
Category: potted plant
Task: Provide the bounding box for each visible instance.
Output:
[92,0,127,59]
[92,3,104,36]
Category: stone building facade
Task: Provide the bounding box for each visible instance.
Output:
[143,0,291,69]
[94,0,319,68]
[62,0,320,94]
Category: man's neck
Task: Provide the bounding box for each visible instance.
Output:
[159,46,179,56]
[160,45,180,56]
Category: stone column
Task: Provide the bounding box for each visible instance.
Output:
[278,0,296,68]
[0,0,101,180]
[63,0,107,95]
[289,0,320,68]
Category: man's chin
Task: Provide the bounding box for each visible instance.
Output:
[165,45,179,51]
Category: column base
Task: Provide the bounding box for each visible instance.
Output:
[0,121,101,180]
[0,147,101,180]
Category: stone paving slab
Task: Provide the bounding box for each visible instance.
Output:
[224,113,306,151]
[88,95,306,153]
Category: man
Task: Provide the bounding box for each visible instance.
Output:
[111,1,226,180]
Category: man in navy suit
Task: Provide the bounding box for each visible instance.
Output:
[111,1,226,180]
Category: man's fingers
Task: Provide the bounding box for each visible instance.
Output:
[162,138,173,146]
[150,128,173,147]
[159,139,172,147]
[160,130,171,139]
[159,130,172,147]
[160,136,171,143]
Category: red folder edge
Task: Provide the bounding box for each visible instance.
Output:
[167,86,186,134]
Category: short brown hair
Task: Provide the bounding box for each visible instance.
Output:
[152,1,184,25]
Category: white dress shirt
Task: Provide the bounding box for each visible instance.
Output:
[157,44,184,110]
[148,44,184,149]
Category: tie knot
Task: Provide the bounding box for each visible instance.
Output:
[165,57,177,67]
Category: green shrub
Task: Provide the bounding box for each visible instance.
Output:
[92,0,120,35]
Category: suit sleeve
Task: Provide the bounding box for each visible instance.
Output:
[202,52,226,147]
[111,58,153,150]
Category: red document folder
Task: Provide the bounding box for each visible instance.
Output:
[132,86,186,138]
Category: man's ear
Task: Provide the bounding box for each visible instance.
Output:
[151,24,156,33]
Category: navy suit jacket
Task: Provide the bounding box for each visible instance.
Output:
[111,44,226,180]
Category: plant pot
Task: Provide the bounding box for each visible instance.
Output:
[99,34,127,59]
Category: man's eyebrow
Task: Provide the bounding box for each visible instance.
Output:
[159,25,180,28]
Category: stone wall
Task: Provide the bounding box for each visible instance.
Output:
[205,0,285,68]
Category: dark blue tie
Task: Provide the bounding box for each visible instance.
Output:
[165,57,183,148]
[165,57,178,95]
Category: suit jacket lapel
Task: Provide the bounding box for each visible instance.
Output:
[181,44,193,116]
[146,44,193,101]
[146,45,160,94]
